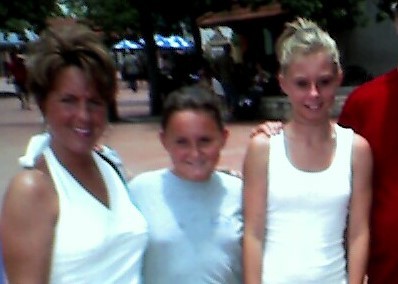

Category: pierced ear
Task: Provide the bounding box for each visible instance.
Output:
[159,130,167,149]
[337,69,344,85]
[278,73,288,95]
[221,128,229,147]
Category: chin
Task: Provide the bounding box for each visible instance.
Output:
[70,143,96,155]
[185,171,212,182]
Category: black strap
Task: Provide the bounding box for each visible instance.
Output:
[95,150,127,186]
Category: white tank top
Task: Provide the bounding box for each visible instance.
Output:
[43,147,148,284]
[263,125,353,283]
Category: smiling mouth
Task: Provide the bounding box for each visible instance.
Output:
[305,103,322,110]
[74,127,90,135]
[187,161,205,167]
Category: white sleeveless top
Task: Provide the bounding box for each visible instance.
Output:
[263,125,353,284]
[43,147,148,284]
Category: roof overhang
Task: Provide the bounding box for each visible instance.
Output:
[197,3,286,28]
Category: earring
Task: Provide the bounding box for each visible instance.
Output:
[41,117,51,134]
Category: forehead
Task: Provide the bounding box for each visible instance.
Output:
[284,51,336,76]
[165,110,221,133]
[51,66,97,94]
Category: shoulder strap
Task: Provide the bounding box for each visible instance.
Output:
[95,150,127,186]
[217,168,242,179]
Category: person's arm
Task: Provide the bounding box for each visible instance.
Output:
[242,134,270,284]
[347,134,373,284]
[0,170,58,283]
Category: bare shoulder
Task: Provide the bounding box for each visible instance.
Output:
[248,132,271,150]
[244,133,270,168]
[352,133,372,167]
[3,168,58,219]
[352,133,372,156]
[7,169,52,198]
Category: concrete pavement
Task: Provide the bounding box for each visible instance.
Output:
[0,78,258,205]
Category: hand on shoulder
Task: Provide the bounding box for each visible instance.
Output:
[250,120,283,138]
[217,168,242,179]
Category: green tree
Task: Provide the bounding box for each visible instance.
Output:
[0,0,61,32]
[375,0,398,20]
[278,0,368,32]
[58,0,140,44]
[57,0,87,19]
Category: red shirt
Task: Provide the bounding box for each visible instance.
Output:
[339,69,398,283]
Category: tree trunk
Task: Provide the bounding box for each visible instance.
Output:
[108,99,120,122]
[135,1,163,116]
[188,13,204,70]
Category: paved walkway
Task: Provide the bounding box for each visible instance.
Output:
[0,78,258,205]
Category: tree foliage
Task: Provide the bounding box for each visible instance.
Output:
[132,0,364,33]
[58,0,140,43]
[82,0,139,36]
[278,0,368,32]
[0,0,60,32]
[1,0,396,36]
[376,0,397,21]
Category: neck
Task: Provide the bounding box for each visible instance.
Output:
[50,144,94,171]
[284,120,335,144]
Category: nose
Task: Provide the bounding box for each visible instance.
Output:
[77,102,90,121]
[188,143,201,157]
[309,82,319,97]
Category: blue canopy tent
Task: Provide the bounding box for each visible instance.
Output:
[154,34,172,48]
[139,34,194,50]
[0,32,7,47]
[6,33,24,46]
[24,29,39,42]
[113,39,143,50]
[0,32,25,49]
[166,35,194,50]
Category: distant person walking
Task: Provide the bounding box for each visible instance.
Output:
[213,44,238,118]
[122,50,141,93]
[6,50,30,110]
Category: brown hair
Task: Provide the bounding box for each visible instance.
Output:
[26,24,117,113]
[161,85,225,131]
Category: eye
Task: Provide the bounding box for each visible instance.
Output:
[317,77,333,87]
[89,98,106,107]
[199,137,212,144]
[175,138,188,146]
[295,80,309,88]
[60,95,77,104]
